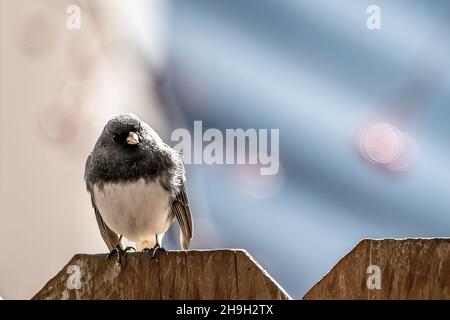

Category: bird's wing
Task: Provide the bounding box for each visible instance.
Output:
[171,181,193,250]
[91,195,122,251]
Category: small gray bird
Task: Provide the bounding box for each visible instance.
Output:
[84,114,193,261]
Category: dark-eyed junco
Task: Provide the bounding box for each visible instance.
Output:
[84,114,193,262]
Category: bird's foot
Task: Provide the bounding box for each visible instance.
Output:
[106,246,136,265]
[143,245,168,259]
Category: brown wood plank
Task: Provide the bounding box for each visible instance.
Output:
[304,238,450,300]
[33,249,290,300]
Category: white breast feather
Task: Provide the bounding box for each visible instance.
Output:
[93,178,172,247]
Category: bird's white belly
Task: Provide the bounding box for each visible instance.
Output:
[93,178,172,244]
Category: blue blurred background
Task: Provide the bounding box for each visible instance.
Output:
[159,0,450,298]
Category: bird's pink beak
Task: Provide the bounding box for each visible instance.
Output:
[126,132,139,145]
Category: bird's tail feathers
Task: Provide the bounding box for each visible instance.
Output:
[180,232,191,250]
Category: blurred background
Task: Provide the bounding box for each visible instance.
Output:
[1,0,450,299]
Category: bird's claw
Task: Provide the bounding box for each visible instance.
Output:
[106,245,136,265]
[143,245,168,259]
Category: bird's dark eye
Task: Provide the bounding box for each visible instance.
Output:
[111,133,127,144]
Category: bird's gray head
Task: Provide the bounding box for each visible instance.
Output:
[86,113,183,190]
[103,114,143,147]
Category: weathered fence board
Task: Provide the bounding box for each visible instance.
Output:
[33,249,291,300]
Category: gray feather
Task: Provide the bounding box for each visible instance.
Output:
[171,181,193,250]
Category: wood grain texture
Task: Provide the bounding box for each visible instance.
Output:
[304,238,450,300]
[32,249,291,300]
